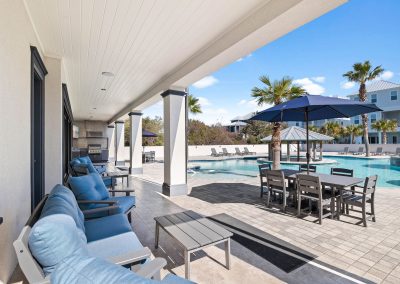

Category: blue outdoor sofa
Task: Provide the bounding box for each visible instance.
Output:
[14,185,193,284]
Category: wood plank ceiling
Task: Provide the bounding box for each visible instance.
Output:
[24,0,266,121]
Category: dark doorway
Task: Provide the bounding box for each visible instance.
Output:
[62,84,73,182]
[31,46,47,212]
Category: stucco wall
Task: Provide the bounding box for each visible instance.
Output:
[0,0,43,282]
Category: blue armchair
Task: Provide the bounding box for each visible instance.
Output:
[70,156,116,188]
[68,172,135,221]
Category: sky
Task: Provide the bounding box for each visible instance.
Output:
[144,0,400,125]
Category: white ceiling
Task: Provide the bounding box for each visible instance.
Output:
[24,0,346,122]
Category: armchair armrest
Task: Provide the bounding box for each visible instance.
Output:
[82,205,119,217]
[108,189,135,196]
[136,257,167,279]
[341,188,364,195]
[78,200,117,205]
[106,247,152,266]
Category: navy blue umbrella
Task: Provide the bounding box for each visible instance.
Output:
[250,95,382,172]
[142,129,158,137]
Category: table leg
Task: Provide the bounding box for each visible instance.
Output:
[184,249,190,280]
[127,175,129,187]
[155,223,160,249]
[225,238,231,269]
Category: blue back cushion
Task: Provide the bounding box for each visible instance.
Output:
[29,214,87,276]
[68,173,109,209]
[40,185,85,234]
[78,156,93,164]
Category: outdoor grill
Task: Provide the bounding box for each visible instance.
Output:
[87,144,102,155]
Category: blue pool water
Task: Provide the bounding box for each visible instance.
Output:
[189,156,400,188]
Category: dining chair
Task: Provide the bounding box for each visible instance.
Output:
[266,170,294,212]
[299,164,317,172]
[296,174,333,224]
[258,164,271,198]
[339,175,378,227]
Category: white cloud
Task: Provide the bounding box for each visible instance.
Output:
[378,70,394,81]
[293,77,325,95]
[236,53,252,63]
[340,81,355,89]
[236,99,269,112]
[237,99,247,105]
[192,76,218,89]
[194,107,229,125]
[312,76,325,83]
[197,97,211,106]
[236,57,243,62]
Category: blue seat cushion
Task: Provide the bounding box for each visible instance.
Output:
[68,173,110,210]
[40,185,85,234]
[163,274,196,284]
[108,196,136,214]
[86,232,143,260]
[29,214,87,276]
[84,213,132,242]
[52,253,153,284]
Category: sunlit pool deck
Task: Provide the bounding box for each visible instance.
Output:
[125,161,400,284]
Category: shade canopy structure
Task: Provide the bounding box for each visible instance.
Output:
[261,126,333,142]
[250,95,382,172]
[142,130,158,138]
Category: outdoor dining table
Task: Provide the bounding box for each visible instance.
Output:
[281,169,364,216]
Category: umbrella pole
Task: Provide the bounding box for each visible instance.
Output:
[306,109,310,175]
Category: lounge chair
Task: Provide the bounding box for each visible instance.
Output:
[211,148,223,157]
[339,175,377,227]
[338,146,349,155]
[299,164,317,172]
[390,147,400,156]
[243,147,256,155]
[258,164,271,198]
[371,147,383,156]
[235,147,244,156]
[352,146,364,155]
[222,148,233,156]
[296,174,334,224]
[68,172,135,221]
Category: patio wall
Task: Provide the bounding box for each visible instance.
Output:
[0,0,43,282]
[321,143,399,153]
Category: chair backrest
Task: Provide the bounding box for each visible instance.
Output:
[296,174,321,196]
[222,148,229,154]
[13,195,50,283]
[211,148,217,154]
[331,167,353,177]
[266,170,285,191]
[363,175,378,195]
[299,164,316,172]
[396,147,400,155]
[344,146,349,152]
[235,147,241,154]
[358,146,364,152]
[376,147,383,153]
[258,164,270,182]
[244,147,250,153]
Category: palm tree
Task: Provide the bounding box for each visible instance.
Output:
[188,95,202,114]
[251,76,306,169]
[346,124,363,144]
[320,121,343,142]
[372,119,398,144]
[308,125,319,132]
[343,61,384,156]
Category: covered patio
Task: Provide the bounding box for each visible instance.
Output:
[0,0,349,283]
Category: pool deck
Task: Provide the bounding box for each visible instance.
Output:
[10,158,400,284]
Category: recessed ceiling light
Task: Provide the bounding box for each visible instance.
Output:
[101,71,114,77]
[92,107,97,110]
[101,88,106,91]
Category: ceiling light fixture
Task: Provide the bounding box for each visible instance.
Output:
[101,88,106,91]
[101,71,114,77]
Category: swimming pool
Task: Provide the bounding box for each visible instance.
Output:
[189,156,400,188]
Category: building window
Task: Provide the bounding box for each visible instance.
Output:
[391,91,398,101]
[295,122,299,126]
[371,94,377,103]
[370,113,377,123]
[353,97,358,101]
[354,117,359,124]
[393,136,398,144]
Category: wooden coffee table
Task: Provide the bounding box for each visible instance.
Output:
[154,210,233,280]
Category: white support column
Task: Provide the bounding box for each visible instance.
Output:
[162,89,188,196]
[313,142,316,160]
[107,125,115,161]
[114,121,125,164]
[129,111,143,174]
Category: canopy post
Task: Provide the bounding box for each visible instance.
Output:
[320,141,323,161]
[305,108,310,174]
[297,141,300,161]
[287,142,290,162]
[312,142,316,160]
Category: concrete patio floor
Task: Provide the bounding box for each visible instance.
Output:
[10,164,400,284]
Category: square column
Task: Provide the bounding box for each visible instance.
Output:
[107,125,115,161]
[129,112,143,174]
[162,89,188,196]
[114,121,125,165]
